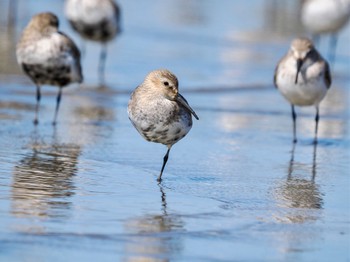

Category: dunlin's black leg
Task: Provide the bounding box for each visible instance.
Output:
[98,44,107,85]
[312,34,320,47]
[291,105,297,143]
[34,84,41,125]
[80,40,86,58]
[158,147,171,183]
[314,106,320,144]
[328,34,337,66]
[53,87,63,125]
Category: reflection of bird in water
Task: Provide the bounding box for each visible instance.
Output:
[301,0,350,64]
[64,0,122,86]
[275,144,323,223]
[11,142,81,219]
[123,185,184,262]
[72,90,116,125]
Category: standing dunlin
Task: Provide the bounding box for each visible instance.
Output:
[16,12,83,125]
[274,37,332,144]
[301,0,350,62]
[64,0,122,85]
[128,69,199,183]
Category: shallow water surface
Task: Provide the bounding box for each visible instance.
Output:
[0,0,349,261]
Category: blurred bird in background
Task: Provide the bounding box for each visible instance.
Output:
[65,0,122,86]
[16,12,83,125]
[301,0,350,64]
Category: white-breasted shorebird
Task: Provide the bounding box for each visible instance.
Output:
[16,12,83,125]
[128,69,199,182]
[65,0,121,85]
[274,37,332,144]
[301,0,350,63]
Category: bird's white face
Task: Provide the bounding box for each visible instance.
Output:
[290,38,314,61]
[158,76,178,100]
[291,47,310,61]
[146,70,179,101]
[289,38,315,84]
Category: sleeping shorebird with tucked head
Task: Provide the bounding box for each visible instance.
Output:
[274,37,332,144]
[128,69,199,183]
[16,12,83,125]
[64,0,121,85]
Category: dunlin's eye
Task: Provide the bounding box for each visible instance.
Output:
[163,81,169,86]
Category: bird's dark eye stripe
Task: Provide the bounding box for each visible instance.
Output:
[163,81,169,86]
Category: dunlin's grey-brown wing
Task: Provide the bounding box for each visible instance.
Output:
[58,32,83,83]
[273,55,287,89]
[324,61,332,89]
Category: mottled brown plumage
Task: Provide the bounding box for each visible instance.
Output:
[16,12,83,125]
[128,69,198,182]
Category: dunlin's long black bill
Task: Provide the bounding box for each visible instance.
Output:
[295,58,303,84]
[291,105,297,143]
[176,94,199,120]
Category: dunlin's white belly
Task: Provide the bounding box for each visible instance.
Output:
[277,73,328,106]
